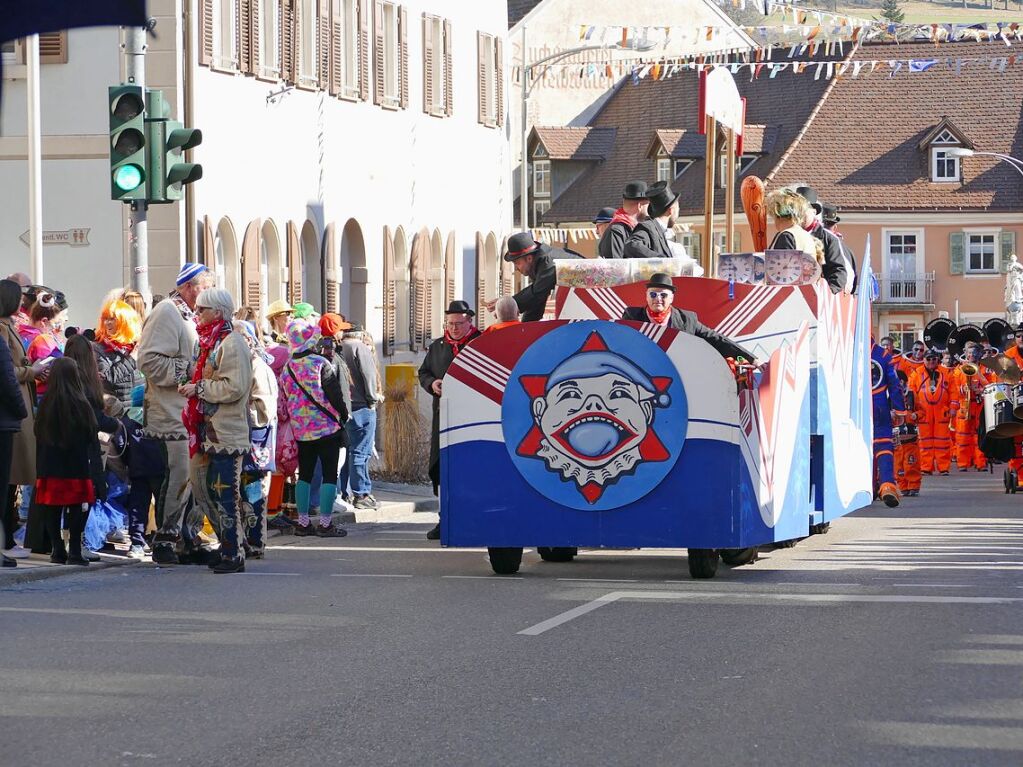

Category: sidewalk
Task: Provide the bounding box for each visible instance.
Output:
[0,551,140,587]
[334,480,438,524]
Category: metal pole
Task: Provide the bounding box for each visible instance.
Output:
[520,26,529,233]
[125,25,150,301]
[26,35,43,284]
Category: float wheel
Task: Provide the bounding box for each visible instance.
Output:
[687,549,719,579]
[720,547,759,567]
[537,547,578,563]
[487,547,523,575]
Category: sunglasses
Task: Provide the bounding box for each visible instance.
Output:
[647,291,672,300]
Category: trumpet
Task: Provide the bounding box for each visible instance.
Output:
[961,361,979,376]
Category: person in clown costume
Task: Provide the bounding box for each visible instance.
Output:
[872,340,907,507]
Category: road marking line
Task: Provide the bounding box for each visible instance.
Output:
[267,546,490,553]
[556,578,639,583]
[898,584,971,588]
[517,589,1023,637]
[442,575,524,580]
[329,574,413,578]
[769,582,864,587]
[238,572,301,576]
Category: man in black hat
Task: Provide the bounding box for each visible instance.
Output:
[623,181,678,259]
[593,207,616,241]
[598,181,649,259]
[795,185,854,294]
[489,232,558,322]
[621,273,756,361]
[820,201,858,293]
[418,300,482,540]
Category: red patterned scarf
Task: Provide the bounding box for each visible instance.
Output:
[183,318,232,457]
[102,338,135,356]
[445,327,478,356]
[646,306,672,326]
[610,208,637,229]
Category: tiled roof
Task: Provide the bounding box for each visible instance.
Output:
[532,126,617,160]
[544,47,840,223]
[651,129,707,158]
[768,40,1023,212]
[508,0,543,28]
[742,124,779,155]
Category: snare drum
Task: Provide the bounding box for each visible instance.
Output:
[984,383,1023,438]
[1012,383,1023,420]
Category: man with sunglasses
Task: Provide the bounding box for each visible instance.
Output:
[897,339,927,381]
[621,273,756,362]
[1004,325,1023,369]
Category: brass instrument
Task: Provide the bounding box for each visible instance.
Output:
[961,361,979,376]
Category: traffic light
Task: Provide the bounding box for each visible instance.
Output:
[108,85,147,201]
[144,88,203,204]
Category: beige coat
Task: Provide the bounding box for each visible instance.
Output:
[195,331,253,455]
[137,298,197,440]
[248,355,278,430]
[1,318,36,484]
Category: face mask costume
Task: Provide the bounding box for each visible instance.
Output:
[515,331,672,504]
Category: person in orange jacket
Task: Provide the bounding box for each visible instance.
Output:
[894,369,923,496]
[911,348,953,475]
[897,339,927,381]
[1004,325,1023,369]
[949,341,993,471]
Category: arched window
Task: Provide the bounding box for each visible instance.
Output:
[341,218,367,326]
[241,219,263,314]
[261,219,283,310]
[301,220,321,309]
[430,229,444,341]
[393,226,410,351]
[214,217,241,303]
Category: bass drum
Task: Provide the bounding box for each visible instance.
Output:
[1013,383,1023,421]
[984,383,1023,438]
[923,317,956,352]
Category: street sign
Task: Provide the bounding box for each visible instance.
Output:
[19,228,91,247]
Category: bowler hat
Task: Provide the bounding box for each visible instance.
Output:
[623,181,649,201]
[445,300,475,317]
[645,272,676,293]
[593,207,616,224]
[645,181,680,219]
[503,231,547,262]
[821,202,840,224]
[795,185,823,213]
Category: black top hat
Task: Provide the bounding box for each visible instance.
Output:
[623,181,648,200]
[593,207,616,224]
[645,181,680,219]
[503,231,546,262]
[795,185,823,213]
[645,272,676,292]
[821,202,840,223]
[445,300,475,317]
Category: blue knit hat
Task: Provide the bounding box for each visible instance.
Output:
[176,262,208,287]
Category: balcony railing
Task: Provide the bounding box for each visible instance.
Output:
[876,272,935,304]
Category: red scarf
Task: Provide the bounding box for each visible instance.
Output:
[102,338,135,356]
[445,326,478,356]
[183,319,232,457]
[646,306,672,325]
[610,208,637,230]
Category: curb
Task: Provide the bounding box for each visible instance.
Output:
[336,496,438,524]
[0,556,140,588]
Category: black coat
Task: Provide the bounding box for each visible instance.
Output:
[598,221,631,259]
[0,333,27,432]
[418,329,482,488]
[621,306,756,361]
[511,251,557,322]
[623,220,673,259]
[808,222,852,294]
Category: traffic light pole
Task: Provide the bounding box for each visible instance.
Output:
[125,24,149,302]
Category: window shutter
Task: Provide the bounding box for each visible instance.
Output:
[372,0,384,105]
[477,32,487,125]
[443,19,453,117]
[358,0,370,100]
[422,14,434,114]
[329,0,342,95]
[383,226,395,356]
[495,36,504,128]
[237,0,251,72]
[1001,231,1016,274]
[288,221,303,302]
[324,222,339,313]
[949,231,965,275]
[318,0,330,88]
[445,231,456,308]
[281,0,296,83]
[500,238,513,296]
[38,31,67,64]
[242,220,263,309]
[200,0,214,66]
[203,215,215,266]
[250,0,261,74]
[410,234,428,351]
[475,232,487,329]
[398,5,408,109]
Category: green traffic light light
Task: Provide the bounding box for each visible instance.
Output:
[113,164,143,191]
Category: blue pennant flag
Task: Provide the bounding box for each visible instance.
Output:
[909,59,938,73]
[0,1,147,42]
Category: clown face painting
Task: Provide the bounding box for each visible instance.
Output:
[516,331,673,504]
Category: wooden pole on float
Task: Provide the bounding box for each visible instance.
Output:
[725,128,736,257]
[702,115,716,275]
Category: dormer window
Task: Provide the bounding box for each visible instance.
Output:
[674,159,693,178]
[931,130,961,183]
[656,148,671,182]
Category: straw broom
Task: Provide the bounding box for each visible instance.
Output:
[382,381,427,481]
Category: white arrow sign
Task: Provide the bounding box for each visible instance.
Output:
[19,228,91,247]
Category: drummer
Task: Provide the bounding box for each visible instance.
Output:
[949,342,991,472]
[911,348,952,475]
[1004,325,1023,368]
[620,273,757,364]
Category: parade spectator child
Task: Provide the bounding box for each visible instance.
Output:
[24,292,66,401]
[34,358,100,565]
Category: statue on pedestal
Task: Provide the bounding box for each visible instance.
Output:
[1006,254,1023,326]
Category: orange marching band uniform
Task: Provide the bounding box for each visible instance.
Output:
[894,373,923,495]
[909,360,952,475]
[948,363,993,471]
[1002,341,1023,483]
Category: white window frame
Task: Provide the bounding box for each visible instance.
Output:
[298,0,318,86]
[656,157,671,183]
[738,154,759,174]
[931,148,960,183]
[882,229,924,302]
[884,318,923,352]
[674,159,693,178]
[532,158,551,198]
[481,32,497,125]
[341,0,359,97]
[381,1,400,104]
[259,0,282,79]
[213,0,238,70]
[965,230,998,274]
[532,199,551,226]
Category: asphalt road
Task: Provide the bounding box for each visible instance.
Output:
[1,471,1021,766]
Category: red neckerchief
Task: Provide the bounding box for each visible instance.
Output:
[445,327,478,356]
[102,338,135,356]
[802,221,818,233]
[646,306,672,326]
[610,208,637,229]
[183,318,231,457]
